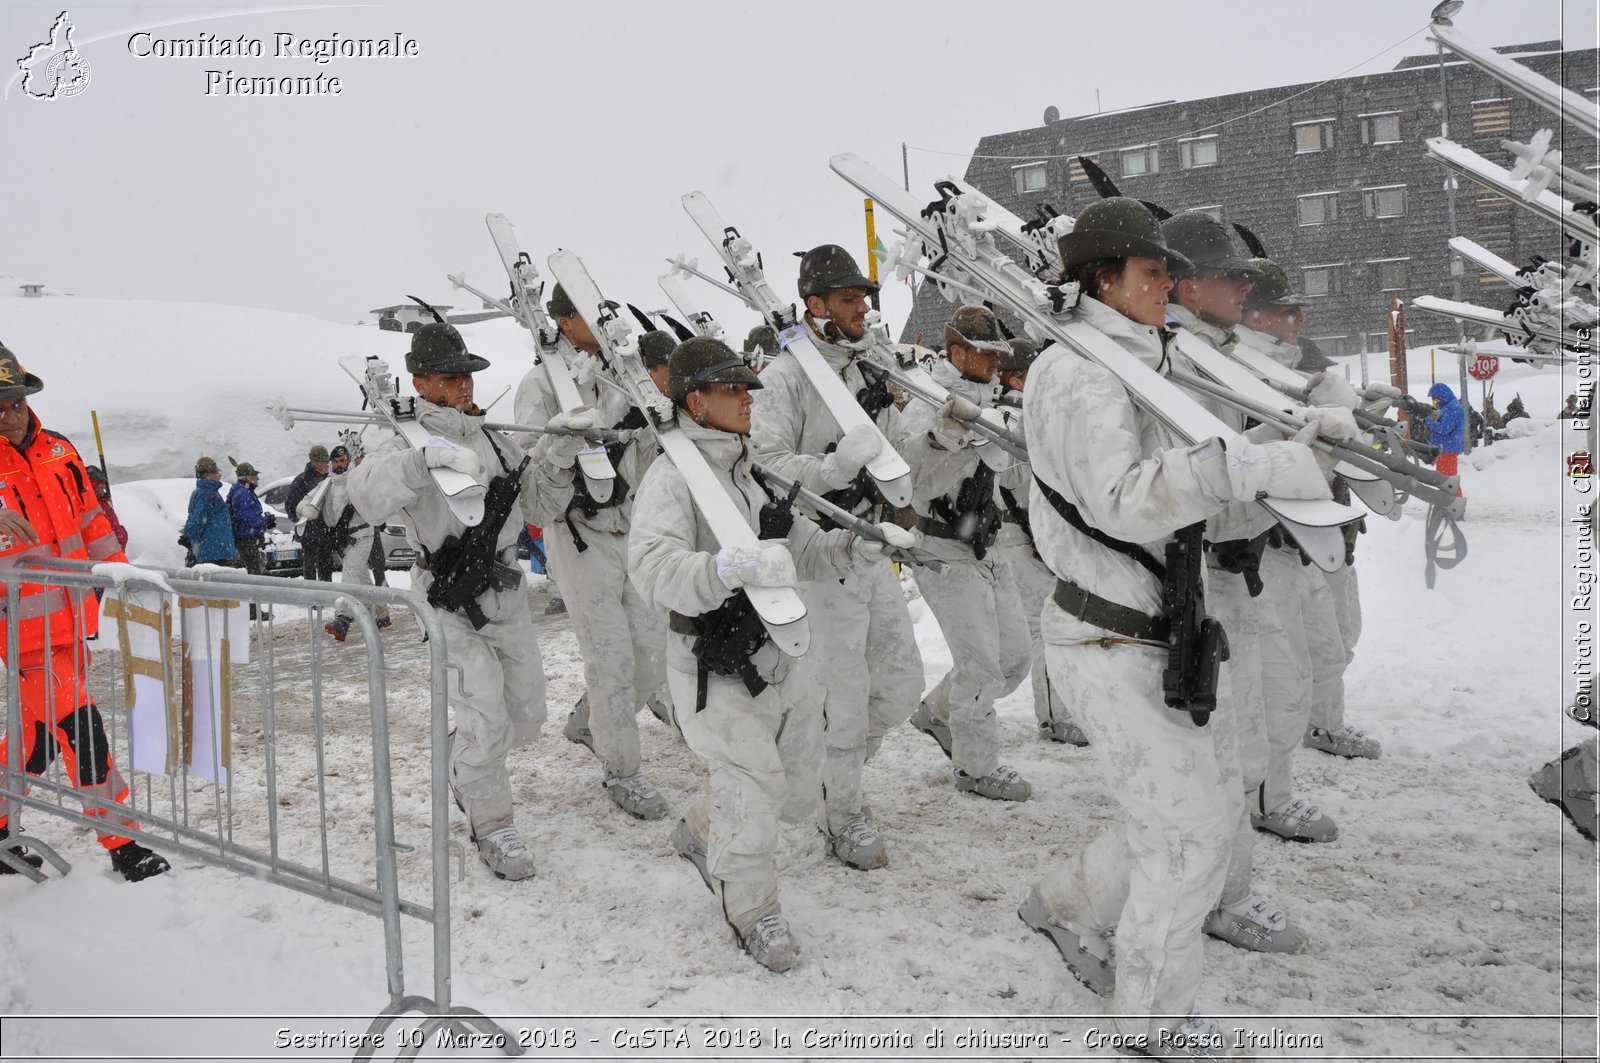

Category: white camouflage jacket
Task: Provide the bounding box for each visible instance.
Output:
[895,358,996,522]
[1235,324,1303,370]
[628,420,860,678]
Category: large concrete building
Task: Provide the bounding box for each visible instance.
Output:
[901,39,1597,356]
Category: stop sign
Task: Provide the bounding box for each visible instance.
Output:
[1468,354,1500,381]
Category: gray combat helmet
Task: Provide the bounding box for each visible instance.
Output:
[546,283,576,319]
[668,337,764,404]
[638,329,676,369]
[1243,258,1309,309]
[1160,211,1261,278]
[999,337,1036,378]
[1056,198,1193,274]
[406,322,491,375]
[797,244,879,300]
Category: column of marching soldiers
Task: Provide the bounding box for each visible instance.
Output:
[341,197,1394,1057]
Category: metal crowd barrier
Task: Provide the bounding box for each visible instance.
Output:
[0,558,522,1060]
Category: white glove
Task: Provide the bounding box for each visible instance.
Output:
[1223,438,1333,502]
[1296,405,1360,443]
[544,409,595,470]
[424,444,482,477]
[941,393,982,426]
[1306,372,1360,410]
[820,424,881,489]
[1360,383,1400,417]
[714,541,796,591]
[853,521,918,561]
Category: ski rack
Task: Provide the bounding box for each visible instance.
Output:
[544,248,810,657]
[829,152,1364,572]
[680,191,914,508]
[483,213,618,504]
[337,355,487,526]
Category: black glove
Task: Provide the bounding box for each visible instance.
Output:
[177,533,191,548]
[266,513,278,529]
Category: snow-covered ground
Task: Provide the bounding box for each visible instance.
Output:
[1,292,1594,1061]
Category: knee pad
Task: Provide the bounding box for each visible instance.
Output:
[57,705,112,785]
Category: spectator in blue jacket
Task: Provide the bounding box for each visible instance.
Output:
[1426,382,1466,501]
[183,456,238,565]
[227,461,272,575]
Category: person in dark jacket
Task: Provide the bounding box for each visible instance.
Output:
[227,462,272,575]
[284,444,333,580]
[1426,382,1466,500]
[183,456,237,565]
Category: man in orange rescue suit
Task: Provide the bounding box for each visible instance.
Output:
[0,341,170,881]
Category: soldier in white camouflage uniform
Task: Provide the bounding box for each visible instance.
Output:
[901,306,1032,801]
[630,337,914,971]
[316,444,392,642]
[1015,200,1336,1059]
[748,245,923,869]
[350,323,583,880]
[516,289,674,820]
[991,338,1087,747]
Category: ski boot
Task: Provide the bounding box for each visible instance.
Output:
[909,700,953,759]
[670,818,713,893]
[826,814,888,871]
[109,841,171,883]
[1040,717,1089,747]
[563,698,595,754]
[0,826,44,875]
[1530,740,1599,842]
[1017,887,1115,996]
[1146,1012,1232,1060]
[1304,724,1381,759]
[470,825,534,880]
[1251,797,1337,843]
[735,912,800,973]
[1203,895,1303,953]
[955,765,1031,802]
[324,615,352,642]
[603,772,670,820]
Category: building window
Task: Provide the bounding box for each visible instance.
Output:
[1066,156,1100,184]
[1471,98,1512,138]
[1303,263,1344,297]
[1309,335,1354,358]
[1360,112,1402,145]
[1297,192,1339,226]
[1179,136,1219,169]
[1362,185,1407,219]
[1012,162,1048,194]
[1371,258,1410,291]
[1294,120,1335,153]
[1120,145,1158,177]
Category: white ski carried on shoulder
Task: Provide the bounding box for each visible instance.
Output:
[484,212,617,504]
[829,152,1361,571]
[545,249,809,658]
[681,191,914,508]
[657,272,728,344]
[338,354,487,526]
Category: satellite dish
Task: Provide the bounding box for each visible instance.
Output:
[1043,105,1060,125]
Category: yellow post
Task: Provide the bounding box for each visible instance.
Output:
[90,409,110,486]
[864,198,880,310]
[1430,347,1436,386]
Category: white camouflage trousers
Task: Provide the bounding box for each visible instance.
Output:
[790,557,922,835]
[436,580,546,835]
[1258,549,1345,810]
[1031,608,1234,1039]
[918,543,1032,779]
[672,666,823,936]
[995,533,1070,728]
[1206,568,1267,907]
[336,529,388,621]
[546,521,669,777]
[1314,562,1362,732]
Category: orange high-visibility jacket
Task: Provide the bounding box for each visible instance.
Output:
[0,413,127,657]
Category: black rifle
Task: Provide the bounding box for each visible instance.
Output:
[1161,522,1230,726]
[425,441,530,630]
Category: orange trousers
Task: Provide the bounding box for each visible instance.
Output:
[0,643,137,850]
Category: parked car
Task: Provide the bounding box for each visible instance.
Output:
[258,475,414,574]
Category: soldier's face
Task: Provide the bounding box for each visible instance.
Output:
[558,313,599,354]
[648,363,672,394]
[1099,257,1172,327]
[332,456,350,474]
[0,398,29,446]
[1246,305,1306,346]
[691,383,755,435]
[811,288,872,340]
[949,342,1000,384]
[413,372,476,411]
[1190,269,1254,327]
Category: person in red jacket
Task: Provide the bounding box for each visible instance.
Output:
[0,342,169,881]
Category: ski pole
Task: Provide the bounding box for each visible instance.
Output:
[90,410,109,491]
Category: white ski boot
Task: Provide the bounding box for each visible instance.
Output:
[1530,740,1599,841]
[1017,887,1115,996]
[736,912,800,973]
[1142,1013,1232,1060]
[909,700,953,759]
[563,697,595,754]
[955,765,1032,802]
[1203,895,1303,953]
[1304,724,1381,759]
[1252,797,1337,843]
[670,818,713,893]
[827,815,888,870]
[472,826,534,881]
[1040,717,1089,747]
[604,772,670,821]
